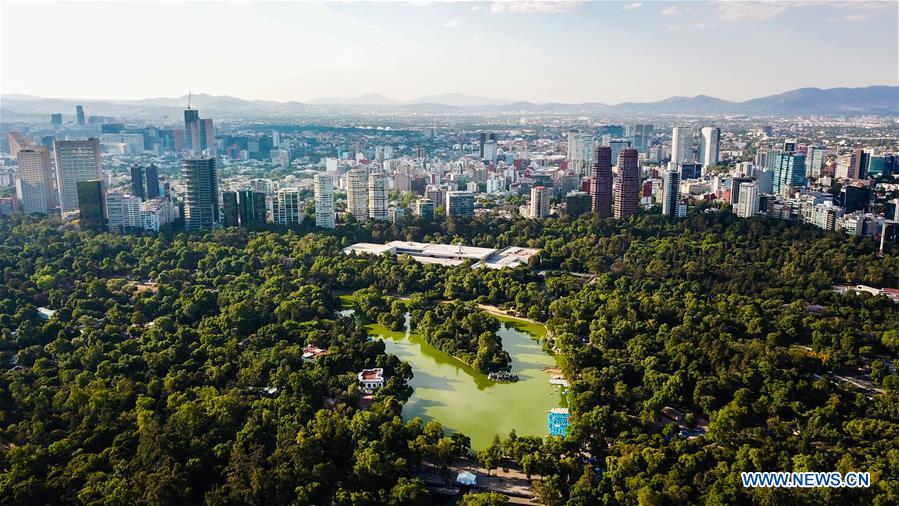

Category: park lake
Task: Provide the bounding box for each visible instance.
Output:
[341,301,565,450]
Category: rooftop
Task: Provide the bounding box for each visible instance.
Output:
[342,241,539,269]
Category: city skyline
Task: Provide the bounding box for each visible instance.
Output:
[2,1,896,104]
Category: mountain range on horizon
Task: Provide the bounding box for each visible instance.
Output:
[2,85,897,119]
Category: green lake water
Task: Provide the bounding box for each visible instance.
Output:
[341,301,564,450]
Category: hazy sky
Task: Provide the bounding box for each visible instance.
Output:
[2,1,897,103]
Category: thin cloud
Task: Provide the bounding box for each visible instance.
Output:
[661,5,682,16]
[470,5,481,11]
[443,19,460,27]
[490,1,578,14]
[623,2,642,10]
[827,13,870,23]
[668,22,709,30]
[715,1,792,21]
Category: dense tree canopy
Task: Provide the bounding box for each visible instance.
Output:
[1,208,897,504]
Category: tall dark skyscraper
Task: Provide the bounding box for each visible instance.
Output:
[50,113,62,126]
[75,105,85,126]
[614,148,639,219]
[662,169,680,218]
[76,180,106,231]
[145,164,160,199]
[182,157,220,231]
[184,107,200,152]
[130,164,146,200]
[591,146,613,217]
[236,190,267,228]
[222,191,239,227]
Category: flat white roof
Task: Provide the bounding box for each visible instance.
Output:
[342,241,539,269]
[343,243,395,256]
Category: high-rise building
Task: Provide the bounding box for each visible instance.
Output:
[105,192,142,233]
[182,157,220,231]
[54,139,102,214]
[368,172,388,220]
[671,127,693,164]
[699,127,720,169]
[237,190,267,228]
[15,147,55,215]
[566,130,594,176]
[145,164,160,199]
[565,191,592,218]
[273,188,302,225]
[314,173,335,229]
[591,145,613,217]
[841,185,871,213]
[75,105,85,126]
[773,153,806,196]
[730,177,753,207]
[482,140,498,163]
[530,186,551,219]
[222,191,239,227]
[848,149,869,180]
[414,198,435,219]
[200,118,215,153]
[8,131,31,157]
[130,164,146,200]
[184,107,200,153]
[346,169,369,221]
[806,146,827,179]
[736,182,759,218]
[446,191,475,218]
[76,180,105,231]
[50,113,63,126]
[614,148,639,219]
[756,168,774,194]
[608,140,631,166]
[679,162,702,180]
[478,132,496,158]
[662,169,680,218]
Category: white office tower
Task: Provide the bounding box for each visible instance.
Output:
[105,192,142,233]
[670,127,693,165]
[313,173,335,229]
[482,140,498,164]
[140,198,177,232]
[662,169,680,218]
[806,146,827,179]
[529,186,551,219]
[273,188,302,225]
[736,182,759,218]
[368,172,388,221]
[54,139,102,214]
[15,147,55,214]
[566,130,594,176]
[346,169,369,221]
[699,127,720,169]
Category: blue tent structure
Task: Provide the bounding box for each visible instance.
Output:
[548,408,570,436]
[456,471,477,486]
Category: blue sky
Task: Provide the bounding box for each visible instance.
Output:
[2,1,896,103]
